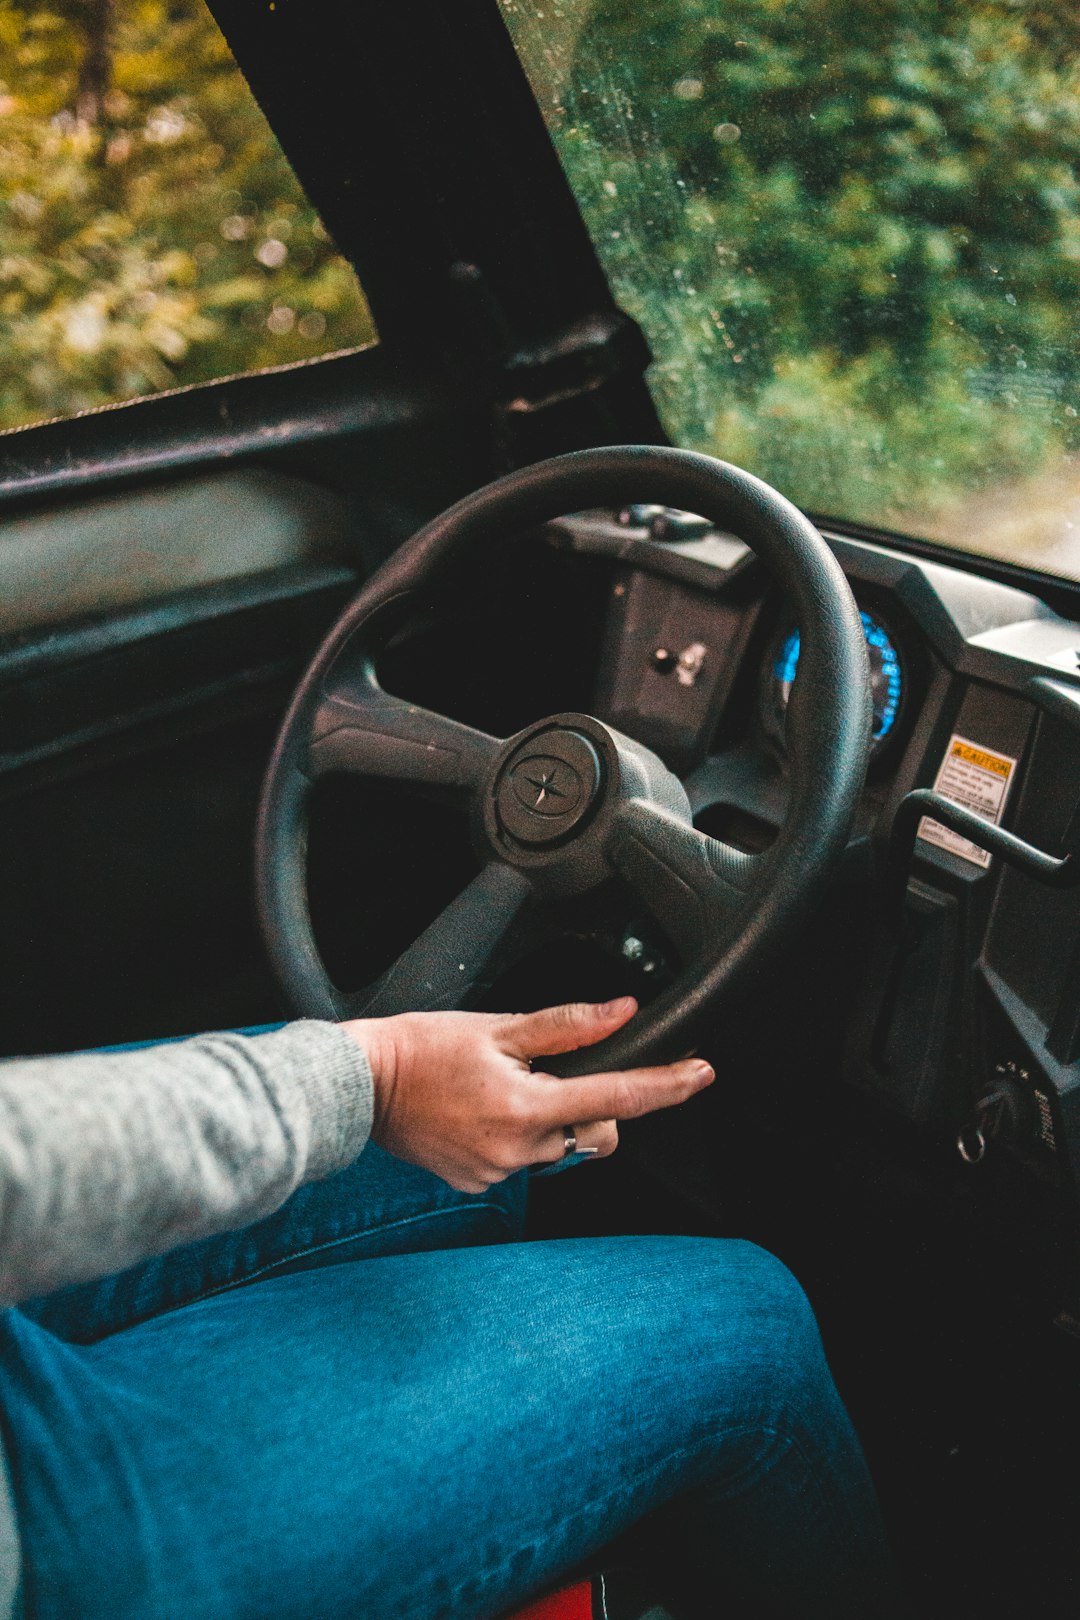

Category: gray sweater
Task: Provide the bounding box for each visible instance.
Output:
[0,1020,376,1618]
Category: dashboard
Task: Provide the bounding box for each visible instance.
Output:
[549,505,1080,1241]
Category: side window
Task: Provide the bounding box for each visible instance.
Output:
[0,0,376,434]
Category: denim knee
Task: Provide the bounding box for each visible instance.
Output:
[693,1239,837,1436]
[724,1239,820,1336]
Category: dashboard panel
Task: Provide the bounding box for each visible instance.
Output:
[549,506,1080,1238]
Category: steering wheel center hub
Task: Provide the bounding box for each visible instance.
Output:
[495,728,602,846]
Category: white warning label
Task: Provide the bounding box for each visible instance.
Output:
[917,733,1018,869]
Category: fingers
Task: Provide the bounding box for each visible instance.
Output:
[533,1118,620,1166]
[504,997,639,1058]
[366,998,710,1196]
[531,1058,715,1128]
[444,1061,711,1189]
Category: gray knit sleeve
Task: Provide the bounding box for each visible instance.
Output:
[0,1020,374,1307]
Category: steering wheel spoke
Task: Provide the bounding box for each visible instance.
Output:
[309,669,499,799]
[609,799,761,961]
[336,862,535,1019]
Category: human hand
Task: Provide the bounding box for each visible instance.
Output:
[342,998,714,1193]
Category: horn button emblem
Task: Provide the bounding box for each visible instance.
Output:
[511,756,580,816]
[496,731,602,846]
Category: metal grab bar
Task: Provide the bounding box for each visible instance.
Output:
[890,787,1080,888]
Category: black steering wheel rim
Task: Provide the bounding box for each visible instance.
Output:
[256,446,870,1075]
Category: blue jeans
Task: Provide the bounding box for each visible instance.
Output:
[0,1145,898,1619]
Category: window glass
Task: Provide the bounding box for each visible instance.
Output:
[0,0,376,434]
[501,0,1080,583]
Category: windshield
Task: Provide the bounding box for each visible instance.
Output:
[501,0,1080,584]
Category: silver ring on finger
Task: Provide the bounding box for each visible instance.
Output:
[562,1125,599,1160]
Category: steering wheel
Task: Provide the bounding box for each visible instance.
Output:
[256,446,870,1077]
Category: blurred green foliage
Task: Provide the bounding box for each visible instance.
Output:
[502,0,1080,562]
[0,0,376,432]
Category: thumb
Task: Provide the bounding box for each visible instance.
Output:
[505,998,638,1059]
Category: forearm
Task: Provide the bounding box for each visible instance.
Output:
[0,1021,373,1305]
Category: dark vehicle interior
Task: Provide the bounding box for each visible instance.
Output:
[5,1,1080,1614]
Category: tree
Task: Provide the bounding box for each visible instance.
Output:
[0,0,376,432]
[502,0,1080,549]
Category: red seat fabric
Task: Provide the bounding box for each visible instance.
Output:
[508,1580,593,1620]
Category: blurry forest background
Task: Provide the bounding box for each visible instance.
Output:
[503,0,1080,570]
[0,0,375,434]
[6,0,1080,569]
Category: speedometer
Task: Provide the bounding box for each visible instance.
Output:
[771,608,903,750]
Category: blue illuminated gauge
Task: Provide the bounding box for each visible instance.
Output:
[773,609,903,749]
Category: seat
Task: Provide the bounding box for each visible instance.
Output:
[506,1572,673,1620]
[510,1581,592,1620]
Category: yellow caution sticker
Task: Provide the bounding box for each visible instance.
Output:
[917,733,1018,869]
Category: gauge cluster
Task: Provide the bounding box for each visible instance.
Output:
[764,605,905,758]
